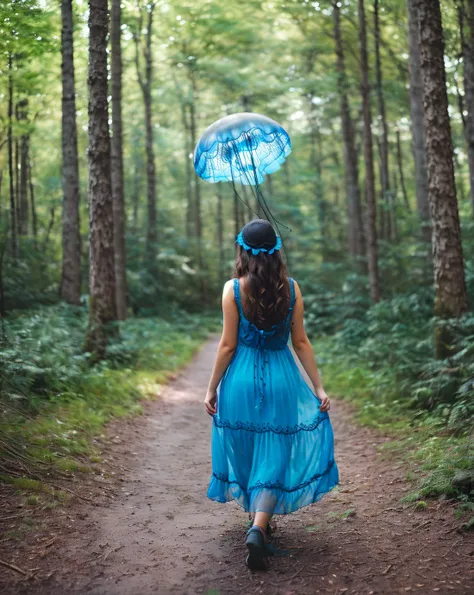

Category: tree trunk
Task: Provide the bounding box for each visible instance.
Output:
[0,170,3,222]
[144,88,157,259]
[131,151,141,233]
[392,168,398,207]
[389,188,398,242]
[145,7,157,262]
[0,237,6,319]
[42,206,56,253]
[216,184,224,287]
[333,1,364,258]
[309,113,326,239]
[15,99,29,236]
[454,151,467,205]
[395,129,410,211]
[134,4,158,264]
[283,160,291,196]
[14,138,19,229]
[188,77,206,300]
[459,0,474,217]
[407,0,431,242]
[376,136,390,240]
[60,0,81,304]
[7,54,18,259]
[241,184,251,224]
[181,102,194,239]
[234,188,240,242]
[358,0,380,302]
[28,155,37,240]
[416,0,468,356]
[307,100,326,239]
[189,83,203,265]
[85,0,117,361]
[19,134,29,236]
[111,0,128,320]
[373,0,391,237]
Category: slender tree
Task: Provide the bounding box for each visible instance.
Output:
[216,184,224,287]
[308,106,327,239]
[333,1,364,258]
[60,0,81,304]
[14,137,19,228]
[133,2,158,264]
[15,99,29,236]
[187,65,207,299]
[373,0,391,239]
[8,53,18,258]
[85,0,117,360]
[0,170,3,221]
[358,0,380,303]
[173,63,194,240]
[407,0,431,241]
[458,0,474,217]
[395,129,410,212]
[28,155,37,240]
[188,70,204,268]
[180,101,194,240]
[111,0,128,320]
[234,186,240,241]
[417,0,468,356]
[131,144,142,234]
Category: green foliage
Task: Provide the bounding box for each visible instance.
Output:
[318,298,474,504]
[0,0,473,516]
[0,304,218,486]
[312,277,474,424]
[3,239,61,310]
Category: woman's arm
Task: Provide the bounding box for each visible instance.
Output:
[204,279,239,416]
[290,280,330,412]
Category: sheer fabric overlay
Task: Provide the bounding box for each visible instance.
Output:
[207,278,339,514]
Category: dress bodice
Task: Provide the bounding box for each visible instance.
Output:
[233,277,295,351]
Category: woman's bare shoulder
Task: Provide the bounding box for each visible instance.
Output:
[290,277,301,292]
[222,279,235,297]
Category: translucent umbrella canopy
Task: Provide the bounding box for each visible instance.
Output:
[193,112,291,186]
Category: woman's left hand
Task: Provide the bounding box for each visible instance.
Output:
[204,389,217,416]
[317,388,330,412]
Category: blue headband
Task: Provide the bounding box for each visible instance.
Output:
[236,231,282,255]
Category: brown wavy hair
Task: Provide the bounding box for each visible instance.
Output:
[233,247,290,330]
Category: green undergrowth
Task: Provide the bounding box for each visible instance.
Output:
[0,304,219,497]
[318,336,474,529]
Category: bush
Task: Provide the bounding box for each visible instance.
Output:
[0,303,218,482]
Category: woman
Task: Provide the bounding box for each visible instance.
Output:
[204,219,339,570]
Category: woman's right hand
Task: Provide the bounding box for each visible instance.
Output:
[317,388,330,412]
[204,389,217,416]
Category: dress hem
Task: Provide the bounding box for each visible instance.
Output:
[207,478,339,516]
[207,461,339,515]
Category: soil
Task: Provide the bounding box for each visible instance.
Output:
[1,336,473,595]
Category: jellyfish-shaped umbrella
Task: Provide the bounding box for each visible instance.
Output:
[193,112,291,187]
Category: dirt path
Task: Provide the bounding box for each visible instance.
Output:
[4,337,474,594]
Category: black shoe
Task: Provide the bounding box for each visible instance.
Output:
[245,526,268,571]
[246,519,274,539]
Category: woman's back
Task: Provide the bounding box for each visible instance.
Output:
[232,277,295,351]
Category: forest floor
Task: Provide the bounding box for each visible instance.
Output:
[1,336,473,595]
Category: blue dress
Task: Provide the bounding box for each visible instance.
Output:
[207,277,339,514]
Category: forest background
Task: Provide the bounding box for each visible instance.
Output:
[0,0,473,525]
